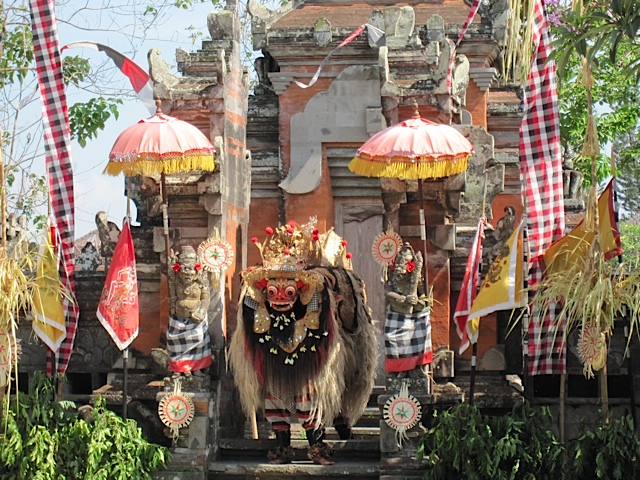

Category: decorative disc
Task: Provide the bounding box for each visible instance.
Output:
[372,229,403,266]
[158,392,195,430]
[199,238,234,272]
[577,324,607,373]
[383,392,422,431]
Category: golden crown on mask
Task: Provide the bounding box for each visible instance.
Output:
[249,217,352,279]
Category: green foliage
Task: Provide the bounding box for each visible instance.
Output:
[0,372,169,480]
[416,402,640,479]
[568,416,640,480]
[69,97,122,148]
[620,222,640,268]
[417,403,565,480]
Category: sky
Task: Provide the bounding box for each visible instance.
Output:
[53,1,221,239]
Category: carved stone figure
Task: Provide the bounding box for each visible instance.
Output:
[385,242,432,378]
[95,211,120,267]
[167,245,212,376]
[229,219,378,465]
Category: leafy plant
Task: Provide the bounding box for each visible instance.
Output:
[568,415,640,480]
[417,402,640,479]
[416,403,565,480]
[0,372,169,480]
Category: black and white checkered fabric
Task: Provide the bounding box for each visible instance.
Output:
[385,310,431,359]
[167,315,212,364]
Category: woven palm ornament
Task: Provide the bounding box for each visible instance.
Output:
[383,380,422,447]
[158,379,195,441]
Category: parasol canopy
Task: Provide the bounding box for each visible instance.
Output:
[106,112,215,177]
[348,115,473,180]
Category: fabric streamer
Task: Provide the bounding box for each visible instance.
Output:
[62,41,155,114]
[29,0,79,374]
[295,24,385,89]
[520,0,566,375]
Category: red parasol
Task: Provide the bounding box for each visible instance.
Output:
[348,107,473,290]
[107,104,216,259]
[106,111,215,177]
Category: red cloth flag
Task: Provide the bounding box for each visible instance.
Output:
[453,218,486,354]
[97,221,139,350]
[30,0,79,374]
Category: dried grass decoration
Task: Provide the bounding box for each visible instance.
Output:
[533,234,640,379]
[0,241,41,395]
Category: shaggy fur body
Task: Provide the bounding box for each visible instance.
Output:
[229,267,378,428]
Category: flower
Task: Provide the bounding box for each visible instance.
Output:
[195,263,203,272]
[265,227,274,235]
[346,252,352,259]
[172,263,181,272]
[284,248,291,255]
[312,229,319,235]
[288,219,296,228]
[312,234,320,241]
[406,261,416,273]
[341,240,348,247]
[286,225,295,234]
[251,236,259,243]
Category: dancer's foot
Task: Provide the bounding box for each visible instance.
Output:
[308,443,334,465]
[267,446,293,464]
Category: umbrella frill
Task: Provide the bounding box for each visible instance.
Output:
[105,150,216,177]
[348,152,470,180]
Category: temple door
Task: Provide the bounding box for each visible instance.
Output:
[335,201,386,386]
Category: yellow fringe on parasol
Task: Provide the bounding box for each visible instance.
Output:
[348,153,470,180]
[104,153,215,177]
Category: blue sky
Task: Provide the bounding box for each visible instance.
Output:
[53,2,219,238]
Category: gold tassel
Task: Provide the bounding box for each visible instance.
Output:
[348,155,469,180]
[103,154,215,177]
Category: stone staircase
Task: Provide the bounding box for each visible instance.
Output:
[209,387,385,480]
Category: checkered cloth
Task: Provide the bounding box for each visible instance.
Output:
[385,310,432,373]
[30,0,78,374]
[167,315,213,373]
[519,0,566,376]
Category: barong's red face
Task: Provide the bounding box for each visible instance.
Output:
[265,278,300,312]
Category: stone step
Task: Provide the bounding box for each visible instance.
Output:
[207,459,379,480]
[213,439,380,479]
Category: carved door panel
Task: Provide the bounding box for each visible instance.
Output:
[335,201,386,386]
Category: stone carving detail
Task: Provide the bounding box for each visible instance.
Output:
[148,48,180,90]
[95,211,121,268]
[76,242,102,272]
[451,54,470,111]
[314,18,332,47]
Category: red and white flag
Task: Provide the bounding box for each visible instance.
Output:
[97,220,139,350]
[453,218,486,354]
[62,41,155,114]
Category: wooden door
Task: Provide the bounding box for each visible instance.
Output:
[335,201,386,386]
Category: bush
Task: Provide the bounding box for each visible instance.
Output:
[0,372,169,480]
[417,402,639,479]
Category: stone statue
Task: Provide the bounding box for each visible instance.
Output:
[166,245,212,376]
[95,211,120,268]
[384,242,432,379]
[386,243,427,314]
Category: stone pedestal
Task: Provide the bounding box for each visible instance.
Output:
[155,376,214,480]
